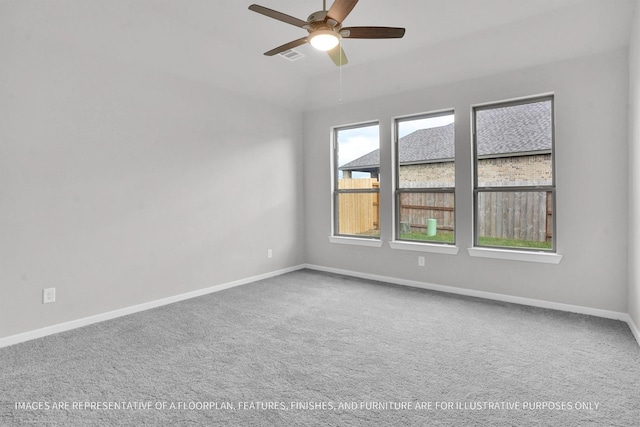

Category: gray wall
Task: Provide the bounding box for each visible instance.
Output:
[304,49,629,313]
[1,1,636,341]
[0,18,304,338]
[629,0,640,329]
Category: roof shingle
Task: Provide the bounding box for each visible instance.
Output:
[340,100,552,171]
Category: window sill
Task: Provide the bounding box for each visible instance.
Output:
[389,241,459,255]
[328,236,383,247]
[467,247,562,264]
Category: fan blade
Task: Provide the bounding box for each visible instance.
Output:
[327,45,348,66]
[264,37,308,56]
[327,0,358,24]
[249,4,307,28]
[341,26,406,39]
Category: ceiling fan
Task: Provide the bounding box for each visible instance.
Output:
[248,0,405,66]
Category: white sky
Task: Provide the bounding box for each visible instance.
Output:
[337,124,379,166]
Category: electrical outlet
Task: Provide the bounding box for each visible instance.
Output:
[267,249,273,259]
[418,256,425,267]
[43,288,56,304]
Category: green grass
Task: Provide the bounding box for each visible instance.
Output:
[355,230,381,238]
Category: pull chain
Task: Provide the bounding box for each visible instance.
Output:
[339,38,343,103]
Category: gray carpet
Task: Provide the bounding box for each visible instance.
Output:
[1,269,639,426]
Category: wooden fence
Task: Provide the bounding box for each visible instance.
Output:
[338,183,553,242]
[338,179,379,235]
[401,191,551,242]
[399,192,455,233]
[477,191,552,243]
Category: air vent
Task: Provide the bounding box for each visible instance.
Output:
[279,49,305,62]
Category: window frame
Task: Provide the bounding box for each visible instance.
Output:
[472,94,557,253]
[394,110,456,246]
[332,121,381,240]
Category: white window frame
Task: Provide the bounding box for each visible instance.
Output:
[390,110,459,255]
[470,94,561,263]
[330,121,382,246]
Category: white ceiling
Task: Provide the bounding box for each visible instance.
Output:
[3,0,636,110]
[240,0,613,74]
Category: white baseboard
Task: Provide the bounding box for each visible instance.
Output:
[0,265,306,349]
[304,264,639,347]
[627,314,640,346]
[3,264,639,349]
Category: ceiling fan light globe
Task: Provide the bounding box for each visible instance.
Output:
[309,30,340,51]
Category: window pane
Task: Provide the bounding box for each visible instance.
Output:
[398,113,455,188]
[476,191,553,250]
[476,100,552,187]
[337,192,380,237]
[398,192,454,243]
[337,124,380,189]
[338,176,379,191]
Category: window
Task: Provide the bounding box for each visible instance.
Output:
[333,122,380,238]
[395,111,455,244]
[473,96,555,251]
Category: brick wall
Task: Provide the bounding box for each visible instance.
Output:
[398,154,551,187]
[477,154,552,186]
[399,162,455,188]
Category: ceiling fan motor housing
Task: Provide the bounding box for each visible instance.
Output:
[307,10,339,30]
[307,10,327,23]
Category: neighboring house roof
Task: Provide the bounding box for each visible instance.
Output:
[340,100,552,171]
[398,123,455,164]
[339,124,454,171]
[476,100,552,157]
[340,148,382,171]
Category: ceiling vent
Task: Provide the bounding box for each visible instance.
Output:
[279,49,305,62]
